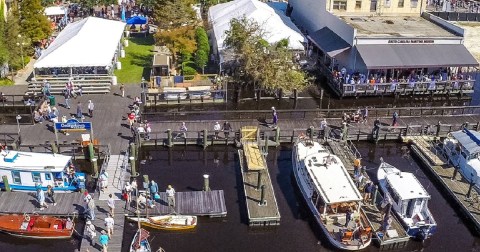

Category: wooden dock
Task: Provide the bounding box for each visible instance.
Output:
[411,145,480,234]
[126,190,227,217]
[238,149,281,226]
[327,139,410,249]
[0,191,85,215]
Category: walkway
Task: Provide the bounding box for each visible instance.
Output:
[99,154,129,201]
[13,59,36,85]
[0,191,84,215]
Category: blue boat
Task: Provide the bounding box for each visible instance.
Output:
[0,151,85,192]
[377,159,437,240]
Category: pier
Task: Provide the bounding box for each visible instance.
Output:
[237,127,281,226]
[0,191,84,216]
[410,140,480,234]
[327,138,411,249]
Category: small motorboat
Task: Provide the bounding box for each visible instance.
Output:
[0,213,75,239]
[128,215,197,231]
[130,228,151,252]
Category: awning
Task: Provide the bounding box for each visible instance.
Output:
[308,27,351,57]
[357,44,479,69]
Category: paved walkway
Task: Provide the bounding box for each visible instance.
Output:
[13,59,36,85]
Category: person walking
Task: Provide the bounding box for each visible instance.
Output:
[131,179,138,199]
[128,112,136,129]
[76,102,84,119]
[222,121,232,139]
[99,170,109,192]
[99,230,110,252]
[123,182,132,209]
[213,121,221,139]
[362,107,368,123]
[149,180,159,198]
[104,213,115,238]
[272,111,278,128]
[64,89,71,109]
[320,118,327,139]
[174,122,187,139]
[120,83,125,97]
[363,181,374,205]
[37,188,48,210]
[86,194,96,221]
[85,220,96,246]
[166,185,176,210]
[392,111,399,126]
[107,194,115,217]
[345,208,352,227]
[46,185,56,206]
[87,100,94,118]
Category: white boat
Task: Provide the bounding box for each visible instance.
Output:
[130,228,151,252]
[443,129,480,185]
[187,86,212,99]
[377,160,437,240]
[163,87,188,100]
[292,138,372,250]
[0,151,85,192]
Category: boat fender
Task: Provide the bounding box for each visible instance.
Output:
[24,213,30,222]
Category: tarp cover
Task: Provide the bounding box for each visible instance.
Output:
[34,17,125,68]
[45,6,67,16]
[308,27,350,57]
[208,0,305,52]
[126,16,147,25]
[357,44,479,69]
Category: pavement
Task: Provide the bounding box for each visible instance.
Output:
[13,58,36,85]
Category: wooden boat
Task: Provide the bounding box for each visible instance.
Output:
[130,228,151,252]
[292,138,372,250]
[127,215,197,231]
[0,213,74,239]
[377,159,437,240]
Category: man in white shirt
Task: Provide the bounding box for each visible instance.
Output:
[166,185,176,210]
[213,122,221,139]
[104,213,115,238]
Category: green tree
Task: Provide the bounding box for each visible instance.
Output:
[19,0,51,44]
[194,50,208,74]
[5,2,22,70]
[0,0,9,67]
[154,0,197,29]
[195,27,210,56]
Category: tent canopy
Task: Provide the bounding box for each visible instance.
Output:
[127,16,147,25]
[45,6,67,16]
[34,17,126,69]
[308,27,350,58]
[208,0,305,53]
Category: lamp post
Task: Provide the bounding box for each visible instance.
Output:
[16,35,25,69]
[16,115,21,144]
[141,77,146,104]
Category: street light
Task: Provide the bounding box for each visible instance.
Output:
[16,115,21,144]
[16,35,25,69]
[141,77,146,104]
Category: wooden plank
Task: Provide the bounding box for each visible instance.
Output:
[0,191,84,215]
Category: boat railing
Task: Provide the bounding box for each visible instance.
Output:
[346,139,361,159]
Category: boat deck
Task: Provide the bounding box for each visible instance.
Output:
[411,145,480,234]
[126,190,227,217]
[0,191,85,216]
[238,149,281,226]
[327,140,411,250]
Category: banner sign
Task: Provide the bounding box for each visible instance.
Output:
[55,119,91,131]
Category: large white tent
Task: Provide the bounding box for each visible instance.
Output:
[208,0,305,54]
[34,17,125,69]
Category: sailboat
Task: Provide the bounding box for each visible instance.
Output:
[130,190,152,252]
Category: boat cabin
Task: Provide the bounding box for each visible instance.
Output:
[445,129,480,183]
[187,86,212,99]
[162,87,188,100]
[0,151,85,192]
[384,172,431,226]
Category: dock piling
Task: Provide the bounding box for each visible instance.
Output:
[436,121,441,137]
[203,174,210,191]
[51,142,58,154]
[89,143,98,178]
[167,129,173,147]
[308,126,314,139]
[130,143,139,177]
[257,171,262,190]
[203,129,208,149]
[264,132,269,148]
[275,127,280,145]
[2,175,10,192]
[259,185,266,206]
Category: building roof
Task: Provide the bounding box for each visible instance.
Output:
[357,44,478,69]
[34,17,125,68]
[451,129,480,155]
[341,16,458,38]
[297,141,362,204]
[0,151,71,171]
[208,0,305,51]
[386,171,430,200]
[308,27,350,57]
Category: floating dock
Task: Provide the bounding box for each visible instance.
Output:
[0,191,84,216]
[237,126,281,226]
[410,139,480,234]
[327,139,410,250]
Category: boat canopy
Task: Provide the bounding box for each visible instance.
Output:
[0,151,71,171]
[386,172,430,200]
[163,87,187,93]
[451,129,480,156]
[188,86,211,91]
[300,142,362,204]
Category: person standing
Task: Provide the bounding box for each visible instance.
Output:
[345,208,352,227]
[124,182,132,209]
[362,107,368,123]
[128,112,135,128]
[353,158,361,176]
[46,185,56,206]
[392,111,398,126]
[87,100,94,118]
[131,179,138,199]
[107,194,115,217]
[99,230,109,252]
[86,194,96,220]
[319,118,327,139]
[166,185,176,210]
[76,102,84,119]
[213,121,221,139]
[272,111,278,128]
[99,170,109,192]
[222,121,232,139]
[104,213,115,238]
[120,83,125,97]
[149,180,159,198]
[77,84,83,96]
[85,220,96,246]
[64,89,71,109]
[37,188,48,210]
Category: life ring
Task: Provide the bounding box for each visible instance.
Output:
[24,213,30,222]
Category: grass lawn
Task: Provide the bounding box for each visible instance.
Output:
[114,35,155,84]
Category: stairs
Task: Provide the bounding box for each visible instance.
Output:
[99,154,130,201]
[27,75,113,95]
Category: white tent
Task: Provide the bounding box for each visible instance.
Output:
[208,0,305,54]
[44,6,67,16]
[34,17,126,69]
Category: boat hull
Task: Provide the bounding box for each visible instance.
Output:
[130,228,151,252]
[0,214,74,239]
[292,143,371,251]
[127,215,197,231]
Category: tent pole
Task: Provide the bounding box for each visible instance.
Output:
[70,67,73,77]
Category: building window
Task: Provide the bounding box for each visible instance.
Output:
[356,0,362,9]
[398,0,404,7]
[45,174,51,180]
[385,0,391,7]
[411,0,418,8]
[32,172,41,183]
[12,171,21,184]
[370,0,377,11]
[333,0,347,10]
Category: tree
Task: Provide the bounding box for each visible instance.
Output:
[195,27,210,56]
[19,0,51,44]
[5,2,22,70]
[155,26,197,64]
[0,0,9,68]
[194,50,208,74]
